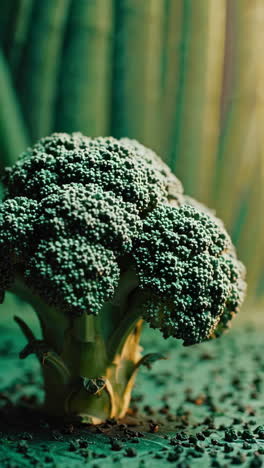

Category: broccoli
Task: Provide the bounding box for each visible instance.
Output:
[0,133,246,423]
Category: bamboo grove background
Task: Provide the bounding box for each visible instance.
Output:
[0,0,263,305]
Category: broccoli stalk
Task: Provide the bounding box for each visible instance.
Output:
[11,261,145,422]
[0,133,246,423]
[13,271,144,422]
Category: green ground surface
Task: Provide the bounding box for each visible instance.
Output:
[0,294,263,467]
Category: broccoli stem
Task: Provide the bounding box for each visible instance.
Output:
[37,309,143,423]
[13,272,144,423]
[107,289,147,359]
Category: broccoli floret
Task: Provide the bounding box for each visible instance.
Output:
[0,133,246,423]
[133,204,245,345]
[25,238,119,316]
[19,183,141,316]
[119,138,183,204]
[183,195,246,335]
[3,133,175,211]
[36,183,141,253]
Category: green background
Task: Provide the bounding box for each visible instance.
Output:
[0,0,263,466]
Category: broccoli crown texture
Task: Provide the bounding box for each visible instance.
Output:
[133,204,245,345]
[0,133,246,345]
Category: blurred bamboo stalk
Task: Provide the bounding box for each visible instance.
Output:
[112,0,165,149]
[17,0,70,140]
[234,0,264,298]
[0,51,29,171]
[5,0,34,75]
[168,0,226,204]
[213,0,260,227]
[235,158,264,299]
[161,0,183,159]
[55,0,113,136]
[0,3,14,47]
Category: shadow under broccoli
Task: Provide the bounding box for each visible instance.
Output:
[0,134,246,423]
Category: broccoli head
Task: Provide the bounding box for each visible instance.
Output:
[0,133,246,422]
